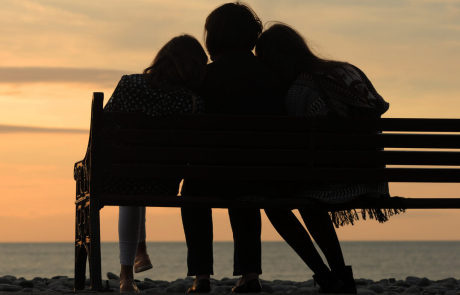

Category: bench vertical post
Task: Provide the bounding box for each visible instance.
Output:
[74,203,88,290]
[87,92,105,291]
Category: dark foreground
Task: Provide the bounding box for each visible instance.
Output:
[0,273,459,294]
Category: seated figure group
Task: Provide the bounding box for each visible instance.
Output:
[103,2,396,293]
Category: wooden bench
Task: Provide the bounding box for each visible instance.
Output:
[74,93,460,291]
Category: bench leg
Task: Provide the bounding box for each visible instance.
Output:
[74,204,87,291]
[88,198,104,291]
[74,200,105,291]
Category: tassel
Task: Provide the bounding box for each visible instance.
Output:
[328,197,406,228]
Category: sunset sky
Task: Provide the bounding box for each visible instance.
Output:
[1,0,460,242]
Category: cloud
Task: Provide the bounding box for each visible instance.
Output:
[0,124,88,134]
[0,67,127,86]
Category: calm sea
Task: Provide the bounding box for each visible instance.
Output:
[0,242,459,282]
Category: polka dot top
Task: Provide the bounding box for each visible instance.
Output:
[104,74,204,115]
[100,74,203,196]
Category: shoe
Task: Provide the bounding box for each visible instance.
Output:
[134,253,153,273]
[187,279,211,293]
[232,279,262,293]
[119,279,140,293]
[333,266,357,294]
[313,269,344,294]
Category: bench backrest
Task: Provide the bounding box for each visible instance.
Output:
[82,93,460,194]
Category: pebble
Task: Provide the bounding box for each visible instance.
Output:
[417,278,432,287]
[0,277,12,284]
[358,289,377,295]
[107,272,120,281]
[442,283,456,289]
[394,281,414,287]
[404,286,421,293]
[3,285,23,291]
[210,286,226,293]
[368,284,386,293]
[297,280,314,288]
[17,280,34,288]
[272,284,289,292]
[3,275,17,281]
[262,283,274,293]
[0,274,457,294]
[108,279,120,289]
[166,282,187,293]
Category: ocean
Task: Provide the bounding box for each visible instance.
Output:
[0,242,459,282]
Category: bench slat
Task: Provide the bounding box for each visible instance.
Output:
[111,148,460,166]
[108,130,460,149]
[104,113,460,132]
[105,165,460,182]
[98,194,460,209]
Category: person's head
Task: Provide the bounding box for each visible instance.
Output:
[256,23,343,84]
[143,34,208,91]
[204,2,262,59]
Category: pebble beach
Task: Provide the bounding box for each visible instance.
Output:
[0,273,459,294]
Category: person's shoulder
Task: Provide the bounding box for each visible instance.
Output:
[120,74,146,85]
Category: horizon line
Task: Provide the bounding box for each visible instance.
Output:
[2,240,460,243]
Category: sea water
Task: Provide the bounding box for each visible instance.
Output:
[0,242,459,281]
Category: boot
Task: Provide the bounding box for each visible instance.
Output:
[313,268,344,294]
[333,265,357,294]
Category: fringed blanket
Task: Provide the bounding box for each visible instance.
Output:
[285,63,405,227]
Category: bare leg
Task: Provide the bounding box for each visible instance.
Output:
[299,208,346,272]
[264,208,330,274]
[119,206,142,291]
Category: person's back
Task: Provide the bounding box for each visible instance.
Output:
[103,34,208,293]
[182,2,288,199]
[182,50,287,198]
[255,23,403,294]
[199,49,285,116]
[181,3,286,293]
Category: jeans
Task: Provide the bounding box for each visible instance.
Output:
[181,204,262,276]
[118,206,146,266]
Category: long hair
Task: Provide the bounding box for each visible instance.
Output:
[204,1,263,56]
[255,23,345,85]
[143,34,208,91]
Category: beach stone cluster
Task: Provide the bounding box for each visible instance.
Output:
[0,273,459,293]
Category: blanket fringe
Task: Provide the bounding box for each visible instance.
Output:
[328,197,406,228]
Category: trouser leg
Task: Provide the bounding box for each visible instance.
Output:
[138,206,146,242]
[264,208,329,274]
[119,206,142,266]
[228,207,262,276]
[181,206,214,276]
[299,208,346,272]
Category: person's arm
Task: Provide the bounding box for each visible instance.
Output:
[285,74,325,118]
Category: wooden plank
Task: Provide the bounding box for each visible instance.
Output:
[111,148,460,166]
[104,165,460,182]
[98,195,460,209]
[103,113,460,132]
[108,130,460,149]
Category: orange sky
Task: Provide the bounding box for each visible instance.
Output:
[1,0,460,242]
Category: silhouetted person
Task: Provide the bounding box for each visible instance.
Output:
[103,34,208,293]
[181,3,288,294]
[256,23,400,294]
